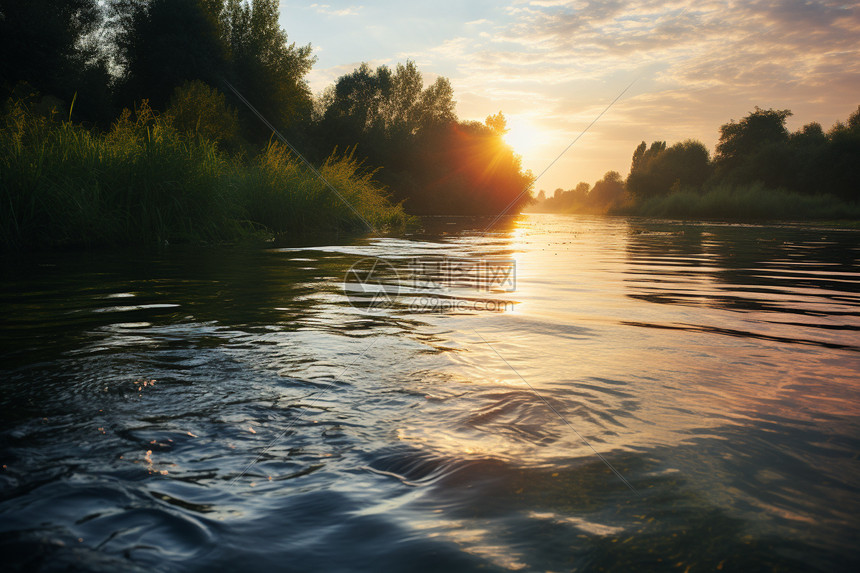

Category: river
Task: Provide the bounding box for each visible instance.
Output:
[1,213,858,571]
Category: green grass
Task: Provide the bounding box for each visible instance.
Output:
[617,182,860,221]
[0,100,409,251]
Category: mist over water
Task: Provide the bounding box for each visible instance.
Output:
[1,214,858,571]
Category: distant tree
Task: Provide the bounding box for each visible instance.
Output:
[589,171,626,208]
[630,141,647,173]
[783,122,828,194]
[819,105,860,201]
[627,139,710,198]
[575,182,590,194]
[536,189,546,202]
[485,111,507,136]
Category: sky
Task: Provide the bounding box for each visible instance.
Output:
[280,0,860,193]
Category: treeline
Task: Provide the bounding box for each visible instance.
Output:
[0,0,532,249]
[310,64,531,215]
[533,105,860,219]
[0,90,409,250]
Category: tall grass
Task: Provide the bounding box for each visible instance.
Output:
[618,183,860,221]
[0,100,408,250]
[235,142,406,235]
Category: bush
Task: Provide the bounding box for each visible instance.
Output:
[165,80,241,148]
[619,183,860,221]
[0,98,408,250]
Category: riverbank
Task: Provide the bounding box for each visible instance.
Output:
[615,183,860,221]
[0,101,410,251]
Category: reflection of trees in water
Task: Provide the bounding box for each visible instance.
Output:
[624,223,860,315]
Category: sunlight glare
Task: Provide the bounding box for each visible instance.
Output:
[502,117,543,157]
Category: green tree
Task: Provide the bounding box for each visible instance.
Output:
[165,80,240,147]
[485,111,508,136]
[222,0,315,138]
[820,105,860,201]
[313,59,530,216]
[715,107,792,170]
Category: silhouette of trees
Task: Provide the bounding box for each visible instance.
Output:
[708,106,858,200]
[536,104,858,215]
[111,0,228,110]
[111,0,313,139]
[312,61,530,215]
[819,105,860,201]
[0,0,113,123]
[590,171,626,208]
[627,140,710,198]
[532,178,624,213]
[220,0,315,138]
[316,61,455,149]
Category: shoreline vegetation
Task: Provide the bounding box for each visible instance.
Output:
[0,0,531,252]
[1,2,857,252]
[529,106,860,221]
[0,97,410,251]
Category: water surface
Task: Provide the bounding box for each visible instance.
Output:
[1,214,859,571]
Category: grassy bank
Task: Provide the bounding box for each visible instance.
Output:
[0,100,409,251]
[615,183,860,221]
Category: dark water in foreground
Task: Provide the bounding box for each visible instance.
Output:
[1,214,859,572]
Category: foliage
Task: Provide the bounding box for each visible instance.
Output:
[532,176,624,214]
[621,183,860,221]
[0,99,408,250]
[627,140,710,199]
[715,107,792,168]
[110,0,315,139]
[709,105,860,201]
[220,0,315,138]
[165,80,241,148]
[2,1,537,233]
[589,171,626,208]
[532,104,858,220]
[313,60,531,215]
[110,0,228,110]
[0,0,114,124]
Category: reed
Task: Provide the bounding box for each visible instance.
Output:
[0,100,409,250]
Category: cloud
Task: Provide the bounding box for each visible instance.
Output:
[309,3,362,17]
[401,0,859,186]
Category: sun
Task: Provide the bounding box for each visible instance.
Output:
[502,117,542,157]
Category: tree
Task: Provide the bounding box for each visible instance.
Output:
[627,140,710,198]
[0,0,113,123]
[589,171,626,208]
[485,111,507,136]
[819,105,860,201]
[111,0,314,139]
[715,107,792,169]
[222,0,315,137]
[165,80,240,147]
[312,59,531,216]
[111,0,228,110]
